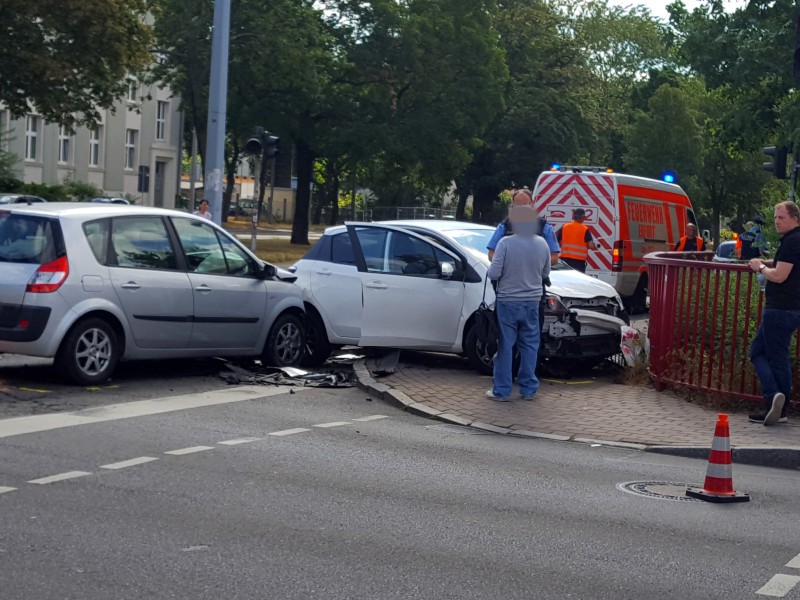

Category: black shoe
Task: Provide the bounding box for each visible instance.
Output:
[749,412,788,424]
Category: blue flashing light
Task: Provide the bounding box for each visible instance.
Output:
[551,162,561,171]
[661,170,676,183]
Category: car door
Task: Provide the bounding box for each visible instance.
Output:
[171,217,266,350]
[347,224,465,349]
[105,216,193,349]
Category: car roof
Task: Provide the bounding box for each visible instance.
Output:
[325,219,494,235]
[0,202,186,218]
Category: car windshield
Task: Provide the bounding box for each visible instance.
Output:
[717,242,736,259]
[437,228,494,259]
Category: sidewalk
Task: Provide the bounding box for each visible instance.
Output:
[353,350,800,470]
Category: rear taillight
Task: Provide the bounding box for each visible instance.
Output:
[27,255,69,293]
[611,240,623,272]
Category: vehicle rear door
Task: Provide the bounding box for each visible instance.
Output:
[346,223,464,349]
[106,215,193,349]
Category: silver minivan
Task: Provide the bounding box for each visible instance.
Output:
[0,203,305,384]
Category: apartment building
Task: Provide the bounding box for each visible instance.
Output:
[0,78,182,208]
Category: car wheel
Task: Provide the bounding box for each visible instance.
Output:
[464,324,496,375]
[300,310,332,367]
[263,313,305,367]
[55,317,120,385]
[626,274,648,315]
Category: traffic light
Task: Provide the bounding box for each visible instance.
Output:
[264,134,279,159]
[763,145,788,179]
[244,127,266,155]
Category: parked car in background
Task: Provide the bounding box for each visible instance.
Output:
[0,203,305,384]
[229,200,256,218]
[290,220,630,374]
[91,197,130,205]
[0,193,47,204]
[712,240,738,263]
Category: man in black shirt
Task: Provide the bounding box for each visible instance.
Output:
[747,201,800,425]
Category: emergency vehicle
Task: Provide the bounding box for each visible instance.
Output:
[532,166,698,312]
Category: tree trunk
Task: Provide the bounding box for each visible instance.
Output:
[291,139,313,245]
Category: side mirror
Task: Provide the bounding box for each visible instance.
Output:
[258,262,277,279]
[440,262,454,280]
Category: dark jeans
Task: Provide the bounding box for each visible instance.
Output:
[749,308,800,414]
[562,257,587,273]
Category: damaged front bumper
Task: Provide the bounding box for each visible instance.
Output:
[543,308,627,359]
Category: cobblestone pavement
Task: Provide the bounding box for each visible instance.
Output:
[361,350,800,451]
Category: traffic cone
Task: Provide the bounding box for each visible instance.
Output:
[686,414,750,503]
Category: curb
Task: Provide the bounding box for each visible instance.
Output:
[354,360,800,471]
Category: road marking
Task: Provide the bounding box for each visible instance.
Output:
[100,457,159,470]
[164,446,215,456]
[0,386,293,440]
[353,415,389,422]
[268,428,311,436]
[28,471,92,485]
[787,553,800,569]
[17,387,52,393]
[0,486,16,494]
[757,574,800,597]
[218,437,261,445]
[312,421,351,428]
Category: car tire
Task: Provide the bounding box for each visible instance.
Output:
[55,317,120,385]
[300,309,331,367]
[263,312,305,367]
[627,274,648,315]
[464,324,496,376]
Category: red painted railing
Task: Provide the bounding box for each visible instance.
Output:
[645,251,799,404]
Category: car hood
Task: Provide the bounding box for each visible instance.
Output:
[548,270,618,299]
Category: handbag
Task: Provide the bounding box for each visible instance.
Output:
[474,275,499,348]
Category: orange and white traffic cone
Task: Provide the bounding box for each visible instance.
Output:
[686,414,750,503]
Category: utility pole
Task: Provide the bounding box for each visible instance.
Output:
[204,0,230,226]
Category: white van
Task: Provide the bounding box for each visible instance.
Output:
[532,167,698,312]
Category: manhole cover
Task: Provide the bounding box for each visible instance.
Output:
[424,424,491,435]
[617,481,703,502]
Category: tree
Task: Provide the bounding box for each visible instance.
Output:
[0,0,154,128]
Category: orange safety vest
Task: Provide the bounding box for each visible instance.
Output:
[559,222,590,260]
[676,236,703,251]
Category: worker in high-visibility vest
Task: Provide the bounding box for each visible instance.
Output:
[674,223,704,252]
[556,208,600,273]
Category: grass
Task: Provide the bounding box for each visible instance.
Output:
[223,218,323,265]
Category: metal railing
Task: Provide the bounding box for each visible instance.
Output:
[646,250,799,404]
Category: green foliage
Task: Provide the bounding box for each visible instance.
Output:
[61,178,102,201]
[0,0,154,128]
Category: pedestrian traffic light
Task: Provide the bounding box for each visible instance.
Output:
[264,135,279,159]
[762,145,788,179]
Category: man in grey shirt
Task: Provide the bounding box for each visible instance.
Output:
[486,204,551,401]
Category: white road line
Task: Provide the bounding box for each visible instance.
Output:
[0,486,17,494]
[0,386,295,440]
[218,437,261,445]
[100,457,159,470]
[268,428,311,437]
[353,415,389,422]
[787,553,800,569]
[28,471,92,485]
[757,574,800,597]
[164,446,215,456]
[312,422,351,428]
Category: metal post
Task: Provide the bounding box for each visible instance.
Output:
[189,129,198,211]
[792,139,797,203]
[250,157,261,252]
[267,157,276,224]
[204,0,230,226]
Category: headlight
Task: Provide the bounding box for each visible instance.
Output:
[544,294,570,317]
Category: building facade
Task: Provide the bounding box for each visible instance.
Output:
[0,78,182,207]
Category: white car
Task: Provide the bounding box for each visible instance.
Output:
[290,220,629,374]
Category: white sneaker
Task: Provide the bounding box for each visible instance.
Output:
[764,393,786,426]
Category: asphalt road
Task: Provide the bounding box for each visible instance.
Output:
[1,383,799,600]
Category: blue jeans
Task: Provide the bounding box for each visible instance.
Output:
[492,300,541,398]
[749,308,800,413]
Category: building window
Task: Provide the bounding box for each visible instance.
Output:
[156,101,168,140]
[126,78,138,102]
[58,126,71,164]
[25,115,38,160]
[89,126,102,167]
[125,129,138,170]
